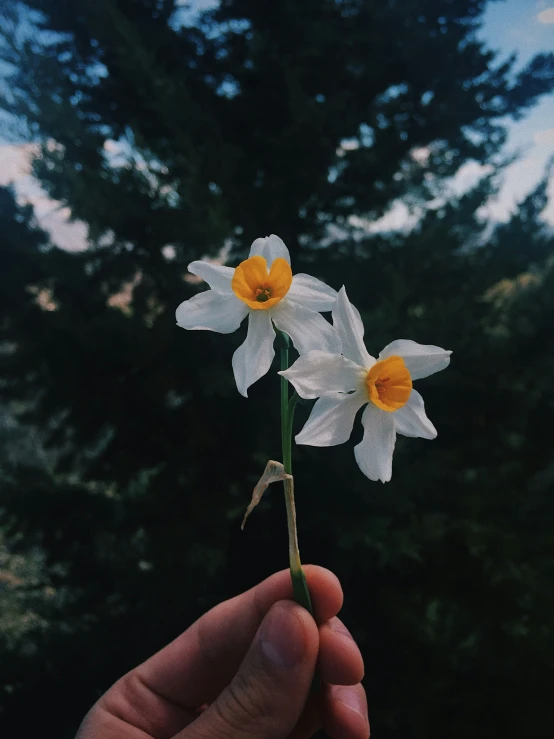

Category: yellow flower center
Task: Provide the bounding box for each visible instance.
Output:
[232,255,293,310]
[365,355,412,412]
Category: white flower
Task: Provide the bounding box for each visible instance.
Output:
[176,234,340,396]
[279,287,451,482]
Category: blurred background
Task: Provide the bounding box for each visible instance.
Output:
[1,1,554,736]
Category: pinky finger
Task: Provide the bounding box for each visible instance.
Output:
[323,683,370,739]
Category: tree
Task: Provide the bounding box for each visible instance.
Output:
[1,2,554,737]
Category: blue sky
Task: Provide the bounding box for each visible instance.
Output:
[481,0,554,151]
[484,0,554,73]
[0,0,553,247]
[185,0,554,228]
[476,0,554,221]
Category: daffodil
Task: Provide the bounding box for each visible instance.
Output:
[279,287,451,482]
[176,234,340,396]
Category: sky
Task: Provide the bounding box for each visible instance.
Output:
[0,0,553,249]
[477,0,554,223]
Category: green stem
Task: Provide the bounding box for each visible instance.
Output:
[280,340,290,472]
[286,393,298,455]
[280,341,313,615]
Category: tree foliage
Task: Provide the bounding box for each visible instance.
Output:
[0,1,554,737]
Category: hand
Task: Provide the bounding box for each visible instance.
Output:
[76,566,369,739]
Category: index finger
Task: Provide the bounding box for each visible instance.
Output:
[136,565,343,708]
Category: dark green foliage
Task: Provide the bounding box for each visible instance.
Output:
[1,1,554,737]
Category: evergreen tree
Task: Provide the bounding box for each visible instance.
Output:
[0,2,554,737]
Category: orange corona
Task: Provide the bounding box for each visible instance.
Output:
[232,255,293,310]
[365,355,412,412]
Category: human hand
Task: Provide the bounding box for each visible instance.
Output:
[76,566,369,739]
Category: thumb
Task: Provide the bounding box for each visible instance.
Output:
[180,600,319,739]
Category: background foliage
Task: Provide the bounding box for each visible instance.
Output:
[1,1,554,737]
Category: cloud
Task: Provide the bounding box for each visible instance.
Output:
[449,161,494,196]
[349,201,422,235]
[336,138,359,157]
[0,143,37,185]
[410,147,431,166]
[534,128,554,146]
[537,8,554,23]
[0,144,87,251]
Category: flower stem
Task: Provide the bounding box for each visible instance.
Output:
[279,337,313,615]
[280,341,290,471]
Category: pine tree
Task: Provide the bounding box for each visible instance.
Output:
[1,2,554,737]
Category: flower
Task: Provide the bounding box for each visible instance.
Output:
[176,235,340,396]
[279,287,451,482]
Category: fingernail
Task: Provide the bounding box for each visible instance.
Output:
[336,685,367,721]
[259,602,306,671]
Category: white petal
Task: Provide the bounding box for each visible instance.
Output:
[272,299,341,355]
[232,311,275,397]
[176,290,248,333]
[287,274,337,311]
[188,261,234,293]
[332,287,374,368]
[279,350,364,399]
[393,389,437,439]
[295,392,367,447]
[379,339,451,380]
[354,403,396,483]
[249,234,291,266]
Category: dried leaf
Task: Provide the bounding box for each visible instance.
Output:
[241,460,292,530]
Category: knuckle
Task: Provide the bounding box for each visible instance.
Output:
[213,669,273,737]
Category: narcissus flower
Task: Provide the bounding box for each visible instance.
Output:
[176,235,340,396]
[280,287,451,482]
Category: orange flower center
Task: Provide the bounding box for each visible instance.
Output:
[231,255,292,310]
[365,355,412,412]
